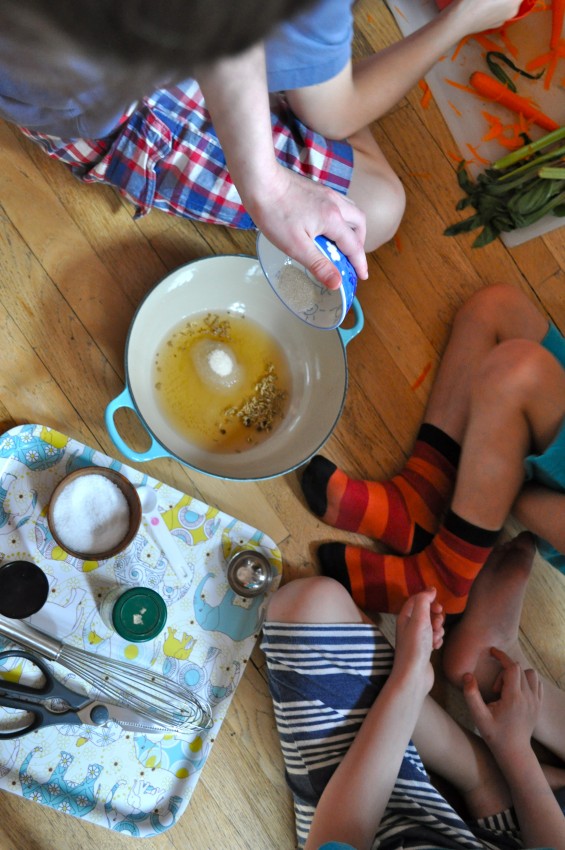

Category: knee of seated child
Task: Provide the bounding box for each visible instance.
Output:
[363,171,406,252]
[455,283,529,328]
[477,338,555,400]
[265,575,362,624]
[346,129,406,251]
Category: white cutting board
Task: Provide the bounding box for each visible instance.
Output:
[388,0,564,245]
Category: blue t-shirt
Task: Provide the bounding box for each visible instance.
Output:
[265,0,354,91]
[0,28,128,138]
[318,843,357,850]
[0,0,354,136]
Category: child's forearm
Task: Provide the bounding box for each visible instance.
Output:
[495,747,565,850]
[288,0,521,139]
[304,671,426,850]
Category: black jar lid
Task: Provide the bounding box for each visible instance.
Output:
[0,561,50,619]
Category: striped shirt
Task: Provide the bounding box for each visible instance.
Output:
[261,621,524,850]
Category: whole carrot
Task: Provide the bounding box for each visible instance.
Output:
[469,71,559,131]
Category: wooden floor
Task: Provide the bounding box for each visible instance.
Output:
[1,1,565,847]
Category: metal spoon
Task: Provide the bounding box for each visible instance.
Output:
[137,486,187,580]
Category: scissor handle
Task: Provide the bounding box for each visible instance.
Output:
[0,650,83,738]
[0,650,54,696]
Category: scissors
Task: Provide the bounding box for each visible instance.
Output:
[0,650,167,739]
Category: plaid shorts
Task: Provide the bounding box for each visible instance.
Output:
[20,79,354,228]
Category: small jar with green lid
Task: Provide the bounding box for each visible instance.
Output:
[101,587,167,642]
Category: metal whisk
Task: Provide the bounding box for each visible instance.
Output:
[0,615,213,732]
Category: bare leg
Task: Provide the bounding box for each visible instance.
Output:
[515,485,565,558]
[347,127,405,252]
[449,337,565,530]
[442,533,565,761]
[423,284,549,444]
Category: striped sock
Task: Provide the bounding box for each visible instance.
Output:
[301,424,460,554]
[318,511,499,614]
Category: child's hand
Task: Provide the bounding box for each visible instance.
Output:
[462,647,542,766]
[391,588,444,698]
[445,0,523,35]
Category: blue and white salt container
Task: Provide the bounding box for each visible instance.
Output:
[256,232,357,330]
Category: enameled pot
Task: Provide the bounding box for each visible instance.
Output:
[105,255,363,481]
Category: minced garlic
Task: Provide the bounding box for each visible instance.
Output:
[224,363,287,432]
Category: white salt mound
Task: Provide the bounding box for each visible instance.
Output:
[52,474,131,555]
[192,339,242,390]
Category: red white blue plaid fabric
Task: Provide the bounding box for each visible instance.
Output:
[20,79,354,229]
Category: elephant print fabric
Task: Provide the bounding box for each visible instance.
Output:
[0,424,281,835]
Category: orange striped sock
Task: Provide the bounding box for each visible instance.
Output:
[301,425,459,554]
[318,511,499,614]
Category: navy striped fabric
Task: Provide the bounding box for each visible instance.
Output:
[261,622,523,850]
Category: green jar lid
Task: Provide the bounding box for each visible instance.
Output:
[111,587,167,642]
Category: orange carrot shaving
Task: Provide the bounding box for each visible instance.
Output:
[418,79,432,109]
[551,0,565,49]
[366,12,375,23]
[526,50,555,70]
[481,111,532,149]
[448,100,462,117]
[451,36,470,62]
[393,234,403,253]
[394,5,408,20]
[544,52,559,88]
[472,33,504,53]
[447,150,464,163]
[466,143,491,165]
[444,78,479,95]
[482,118,504,141]
[469,71,559,131]
[497,28,519,58]
[411,362,432,391]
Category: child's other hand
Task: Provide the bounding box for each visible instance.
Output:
[445,0,523,34]
[391,588,444,697]
[462,647,542,765]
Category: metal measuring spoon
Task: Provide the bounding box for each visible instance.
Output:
[137,486,187,580]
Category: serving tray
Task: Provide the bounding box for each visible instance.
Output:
[0,424,281,836]
[389,0,564,245]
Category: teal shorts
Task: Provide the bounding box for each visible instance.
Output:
[524,322,565,572]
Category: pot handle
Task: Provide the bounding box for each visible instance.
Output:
[105,387,170,463]
[338,297,364,347]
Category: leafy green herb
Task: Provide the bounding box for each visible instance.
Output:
[444,127,565,247]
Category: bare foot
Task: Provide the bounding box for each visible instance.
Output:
[442,531,535,700]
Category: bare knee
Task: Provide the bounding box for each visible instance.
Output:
[474,339,555,405]
[453,284,544,341]
[265,575,365,624]
[363,170,405,251]
[347,130,406,251]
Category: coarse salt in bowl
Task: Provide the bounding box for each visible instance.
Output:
[256,232,357,330]
[47,467,142,561]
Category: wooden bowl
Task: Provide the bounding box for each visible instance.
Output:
[47,467,141,561]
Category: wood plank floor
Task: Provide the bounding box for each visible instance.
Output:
[1,2,565,847]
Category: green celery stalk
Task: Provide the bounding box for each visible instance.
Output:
[492,127,565,171]
[538,166,565,179]
[495,144,565,184]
